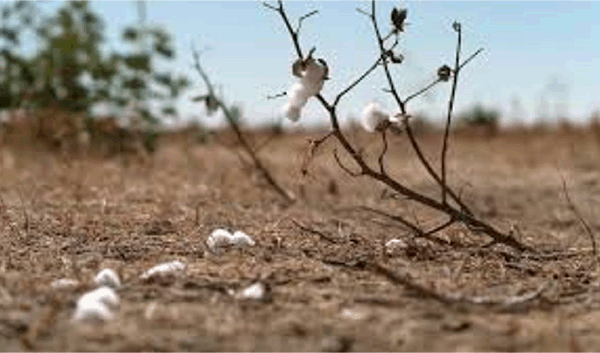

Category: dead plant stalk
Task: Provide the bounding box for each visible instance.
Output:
[265,0,533,252]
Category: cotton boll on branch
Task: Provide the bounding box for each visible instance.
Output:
[288,82,310,107]
[361,102,390,133]
[299,58,327,93]
[283,56,328,122]
[94,268,121,289]
[282,102,301,122]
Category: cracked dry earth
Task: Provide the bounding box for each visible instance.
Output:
[1,127,600,351]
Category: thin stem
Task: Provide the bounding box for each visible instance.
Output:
[191,44,292,203]
[561,177,597,259]
[403,78,441,105]
[459,48,484,71]
[297,9,318,33]
[378,129,388,174]
[441,23,462,205]
[334,57,382,107]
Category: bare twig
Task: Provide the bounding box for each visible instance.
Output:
[377,129,388,174]
[291,219,340,244]
[403,78,441,105]
[370,262,550,310]
[561,177,597,259]
[459,47,484,71]
[191,44,293,203]
[301,131,334,175]
[333,149,363,177]
[266,91,287,100]
[297,9,318,33]
[334,57,382,107]
[441,22,463,205]
[358,206,451,246]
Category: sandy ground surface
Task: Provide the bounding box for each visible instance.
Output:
[1,127,600,351]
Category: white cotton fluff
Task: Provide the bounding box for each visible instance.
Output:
[140,261,186,280]
[93,269,121,289]
[361,102,390,133]
[283,58,327,122]
[283,83,310,122]
[300,59,327,93]
[207,229,234,250]
[207,228,256,252]
[238,282,265,300]
[282,103,302,122]
[51,278,79,290]
[72,287,119,323]
[231,230,256,247]
[385,238,407,255]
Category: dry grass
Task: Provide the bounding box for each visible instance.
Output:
[1,125,600,351]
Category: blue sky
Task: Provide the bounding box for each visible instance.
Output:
[23,1,600,128]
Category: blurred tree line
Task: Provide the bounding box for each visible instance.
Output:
[0,0,188,150]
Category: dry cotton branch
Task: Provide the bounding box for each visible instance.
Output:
[265,0,532,252]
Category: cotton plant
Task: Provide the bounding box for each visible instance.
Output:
[282,49,329,122]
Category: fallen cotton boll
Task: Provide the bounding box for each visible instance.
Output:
[236,282,269,301]
[207,228,234,251]
[72,300,114,323]
[385,238,407,255]
[72,287,119,323]
[231,231,256,247]
[51,278,79,290]
[140,261,186,281]
[360,102,390,133]
[94,268,121,289]
[207,229,256,252]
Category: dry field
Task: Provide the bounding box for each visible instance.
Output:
[1,126,600,351]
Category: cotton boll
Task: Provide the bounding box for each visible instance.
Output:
[282,102,301,122]
[238,282,266,300]
[207,228,233,251]
[140,261,186,280]
[85,286,120,309]
[287,83,310,107]
[72,300,114,322]
[231,230,255,247]
[51,278,79,290]
[361,102,390,133]
[72,287,119,323]
[94,269,121,289]
[300,59,327,88]
[385,238,407,256]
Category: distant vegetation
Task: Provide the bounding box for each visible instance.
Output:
[0,0,187,153]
